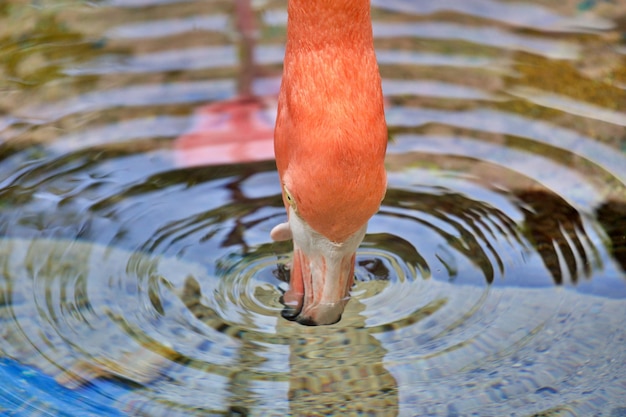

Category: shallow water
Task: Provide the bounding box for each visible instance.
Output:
[1,0,626,416]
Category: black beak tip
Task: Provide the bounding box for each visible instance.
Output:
[295,316,318,326]
[281,305,300,321]
[295,314,342,326]
[279,297,343,326]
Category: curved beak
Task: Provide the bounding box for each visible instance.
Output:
[271,210,367,325]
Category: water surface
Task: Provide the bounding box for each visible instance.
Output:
[1,0,626,416]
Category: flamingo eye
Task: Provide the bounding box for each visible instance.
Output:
[284,186,297,211]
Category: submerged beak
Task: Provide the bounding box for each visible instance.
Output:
[271,212,366,325]
[282,245,356,325]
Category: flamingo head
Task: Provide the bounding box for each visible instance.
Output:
[271,0,387,324]
[271,148,386,325]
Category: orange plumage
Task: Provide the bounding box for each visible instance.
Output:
[272,0,387,324]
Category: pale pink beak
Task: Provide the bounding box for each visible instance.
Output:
[281,247,356,325]
[271,218,365,325]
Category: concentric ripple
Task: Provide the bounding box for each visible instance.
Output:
[1,0,626,416]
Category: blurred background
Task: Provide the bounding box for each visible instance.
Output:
[0,0,625,416]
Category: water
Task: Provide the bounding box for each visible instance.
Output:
[1,0,625,415]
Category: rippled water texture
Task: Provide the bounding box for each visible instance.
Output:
[1,0,626,416]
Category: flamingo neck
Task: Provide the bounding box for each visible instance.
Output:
[276,0,387,242]
[286,0,373,50]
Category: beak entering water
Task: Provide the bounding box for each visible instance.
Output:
[271,213,367,325]
[282,245,356,325]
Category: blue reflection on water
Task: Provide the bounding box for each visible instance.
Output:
[0,358,125,417]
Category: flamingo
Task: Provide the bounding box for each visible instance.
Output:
[271,0,388,325]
